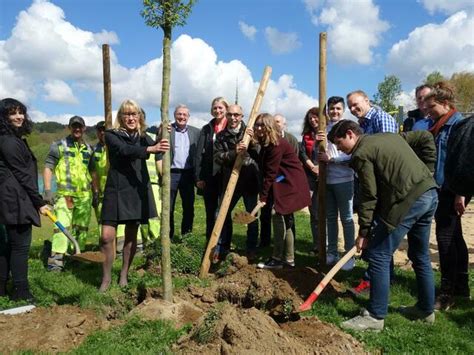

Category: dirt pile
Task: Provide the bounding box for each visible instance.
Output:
[0,305,108,353]
[174,304,365,354]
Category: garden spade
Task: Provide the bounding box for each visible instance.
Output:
[298,246,357,312]
[45,210,105,263]
[232,203,263,225]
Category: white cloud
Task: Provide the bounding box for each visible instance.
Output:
[264,27,302,55]
[43,79,79,104]
[238,21,257,41]
[394,91,416,112]
[387,11,474,85]
[2,0,317,133]
[302,0,325,25]
[418,0,474,15]
[304,0,389,65]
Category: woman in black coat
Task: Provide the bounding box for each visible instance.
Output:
[100,99,169,292]
[0,98,49,301]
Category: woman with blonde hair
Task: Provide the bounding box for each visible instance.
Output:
[100,99,169,292]
[251,113,311,269]
[195,97,229,239]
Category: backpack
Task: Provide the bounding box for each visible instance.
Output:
[445,115,474,196]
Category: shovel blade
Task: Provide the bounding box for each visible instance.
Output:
[69,251,105,263]
[232,211,257,224]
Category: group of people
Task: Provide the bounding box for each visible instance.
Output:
[0,79,471,334]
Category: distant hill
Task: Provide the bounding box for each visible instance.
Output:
[28,121,98,171]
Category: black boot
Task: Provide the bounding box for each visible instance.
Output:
[11,287,35,304]
[454,272,471,299]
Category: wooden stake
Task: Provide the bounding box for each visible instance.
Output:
[199,66,272,278]
[102,44,112,129]
[317,33,327,266]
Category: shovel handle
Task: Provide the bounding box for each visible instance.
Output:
[299,246,357,312]
[250,203,263,217]
[45,210,81,255]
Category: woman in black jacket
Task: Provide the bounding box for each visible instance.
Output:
[100,99,169,292]
[0,98,49,301]
[194,97,229,239]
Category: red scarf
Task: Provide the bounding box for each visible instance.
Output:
[214,117,227,134]
[303,132,316,158]
[429,108,456,137]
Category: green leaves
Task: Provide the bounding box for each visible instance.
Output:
[141,0,196,30]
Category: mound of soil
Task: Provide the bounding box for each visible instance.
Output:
[0,305,108,353]
[174,304,365,354]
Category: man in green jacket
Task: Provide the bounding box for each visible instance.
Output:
[328,120,438,332]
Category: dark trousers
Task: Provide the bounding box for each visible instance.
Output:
[435,188,471,295]
[259,194,273,246]
[259,193,296,247]
[170,169,195,238]
[218,189,259,253]
[0,224,32,297]
[203,174,221,240]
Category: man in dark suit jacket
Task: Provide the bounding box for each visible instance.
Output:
[162,104,200,238]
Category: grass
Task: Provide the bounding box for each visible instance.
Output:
[1,194,473,353]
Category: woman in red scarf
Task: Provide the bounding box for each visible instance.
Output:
[424,81,470,310]
[299,107,324,254]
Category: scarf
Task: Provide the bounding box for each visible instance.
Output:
[429,108,456,137]
[303,132,317,158]
[214,117,228,134]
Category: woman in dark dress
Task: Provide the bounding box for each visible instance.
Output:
[250,113,311,269]
[100,99,169,292]
[0,98,49,301]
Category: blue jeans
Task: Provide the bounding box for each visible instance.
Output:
[366,188,438,319]
[326,181,355,256]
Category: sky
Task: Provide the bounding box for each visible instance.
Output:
[1,0,473,134]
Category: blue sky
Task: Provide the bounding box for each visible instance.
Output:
[1,0,473,134]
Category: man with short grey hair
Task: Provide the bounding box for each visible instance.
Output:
[160,104,200,239]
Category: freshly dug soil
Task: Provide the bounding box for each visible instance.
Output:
[174,304,365,354]
[0,305,108,353]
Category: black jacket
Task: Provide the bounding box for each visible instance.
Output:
[195,118,218,182]
[213,122,260,194]
[101,129,157,222]
[445,115,474,196]
[0,134,45,226]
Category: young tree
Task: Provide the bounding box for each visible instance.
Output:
[141,0,195,302]
[450,71,474,113]
[373,75,402,112]
[425,71,445,85]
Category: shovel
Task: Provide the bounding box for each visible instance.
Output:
[45,210,105,263]
[232,203,263,224]
[298,246,357,312]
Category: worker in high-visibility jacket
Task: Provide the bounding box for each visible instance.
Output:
[90,121,108,223]
[43,116,93,271]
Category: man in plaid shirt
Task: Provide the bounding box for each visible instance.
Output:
[347,90,399,134]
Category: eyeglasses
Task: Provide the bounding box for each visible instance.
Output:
[122,112,139,117]
[226,112,242,117]
[254,122,264,127]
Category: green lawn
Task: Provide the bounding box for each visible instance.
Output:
[1,195,473,354]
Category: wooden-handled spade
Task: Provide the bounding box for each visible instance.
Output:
[45,210,105,263]
[298,246,357,312]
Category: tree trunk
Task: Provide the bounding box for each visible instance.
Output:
[317,32,327,267]
[160,25,173,302]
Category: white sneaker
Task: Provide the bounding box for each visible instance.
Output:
[341,257,355,271]
[341,309,384,332]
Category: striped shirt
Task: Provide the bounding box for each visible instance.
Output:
[360,107,399,135]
